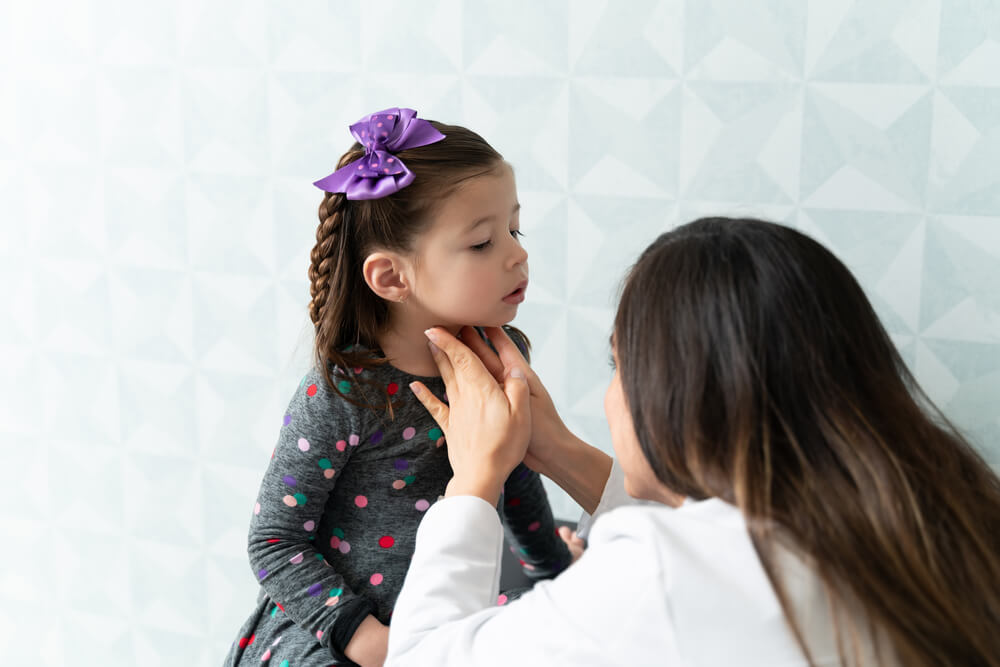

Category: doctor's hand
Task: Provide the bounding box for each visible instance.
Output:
[409,327,531,505]
[456,326,575,479]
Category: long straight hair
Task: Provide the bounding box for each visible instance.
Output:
[614,217,1000,666]
[308,121,527,410]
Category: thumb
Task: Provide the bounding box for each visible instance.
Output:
[409,381,449,432]
[503,366,531,424]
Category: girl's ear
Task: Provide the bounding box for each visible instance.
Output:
[362,251,411,303]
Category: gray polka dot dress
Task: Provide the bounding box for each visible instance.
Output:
[224,333,570,666]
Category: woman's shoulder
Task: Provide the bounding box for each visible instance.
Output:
[586,499,755,577]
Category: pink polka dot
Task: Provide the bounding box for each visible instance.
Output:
[282,495,297,507]
[336,439,347,451]
[325,596,339,606]
[415,499,430,511]
[388,158,395,163]
[304,520,315,531]
[370,573,383,585]
[349,434,360,446]
[392,480,406,490]
[323,468,335,479]
[297,438,310,452]
[330,536,341,549]
[353,367,363,375]
[261,648,271,661]
[528,521,541,532]
[315,630,323,640]
[377,122,383,127]
[339,541,351,554]
[290,552,304,564]
[402,427,416,440]
[497,594,508,606]
[254,502,261,515]
[355,495,368,508]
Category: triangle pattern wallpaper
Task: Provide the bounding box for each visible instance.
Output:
[1,0,998,663]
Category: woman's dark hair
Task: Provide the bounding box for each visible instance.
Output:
[308,121,527,410]
[614,217,1000,666]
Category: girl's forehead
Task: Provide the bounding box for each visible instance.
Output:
[427,167,518,230]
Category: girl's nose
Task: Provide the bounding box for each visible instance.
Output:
[508,236,528,268]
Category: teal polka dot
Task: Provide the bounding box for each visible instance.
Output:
[293,492,307,505]
[428,427,443,440]
[329,587,343,597]
[280,661,289,667]
[403,474,416,485]
[318,458,332,469]
[519,547,528,555]
[338,380,351,394]
[270,606,279,618]
[333,527,345,538]
[315,553,324,561]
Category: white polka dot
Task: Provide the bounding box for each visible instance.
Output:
[297,438,310,452]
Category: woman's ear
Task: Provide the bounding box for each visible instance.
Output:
[362,251,411,303]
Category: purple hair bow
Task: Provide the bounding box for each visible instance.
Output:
[313,107,446,200]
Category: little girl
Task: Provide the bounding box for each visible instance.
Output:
[224,108,570,667]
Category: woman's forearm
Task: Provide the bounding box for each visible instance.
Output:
[536,431,612,515]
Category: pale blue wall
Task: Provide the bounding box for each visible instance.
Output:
[1,1,998,663]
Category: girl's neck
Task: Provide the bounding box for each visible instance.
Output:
[376,308,462,378]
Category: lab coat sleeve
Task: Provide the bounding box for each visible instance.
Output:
[385,495,672,666]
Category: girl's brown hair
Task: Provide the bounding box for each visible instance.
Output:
[308,121,526,410]
[614,217,1000,666]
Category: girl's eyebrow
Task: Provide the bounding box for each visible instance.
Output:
[464,203,521,232]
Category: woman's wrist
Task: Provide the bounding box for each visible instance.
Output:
[444,475,504,505]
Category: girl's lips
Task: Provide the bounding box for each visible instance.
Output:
[503,285,527,304]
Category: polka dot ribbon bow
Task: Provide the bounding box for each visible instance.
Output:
[312,107,446,200]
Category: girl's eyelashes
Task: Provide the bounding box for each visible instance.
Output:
[608,352,617,370]
[470,229,525,252]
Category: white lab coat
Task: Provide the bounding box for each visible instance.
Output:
[386,460,889,666]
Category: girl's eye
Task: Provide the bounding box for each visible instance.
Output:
[471,240,492,251]
[511,229,525,240]
[608,353,617,370]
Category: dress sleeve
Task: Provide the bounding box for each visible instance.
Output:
[500,464,571,579]
[385,496,674,665]
[247,367,375,663]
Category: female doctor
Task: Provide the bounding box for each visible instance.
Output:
[387,218,1000,667]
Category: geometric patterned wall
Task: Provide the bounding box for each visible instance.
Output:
[1,0,997,663]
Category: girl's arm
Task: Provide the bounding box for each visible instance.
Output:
[499,463,571,579]
[247,367,382,665]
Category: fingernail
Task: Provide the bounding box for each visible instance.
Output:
[510,367,525,379]
[428,341,440,355]
[409,382,423,396]
[424,328,438,341]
